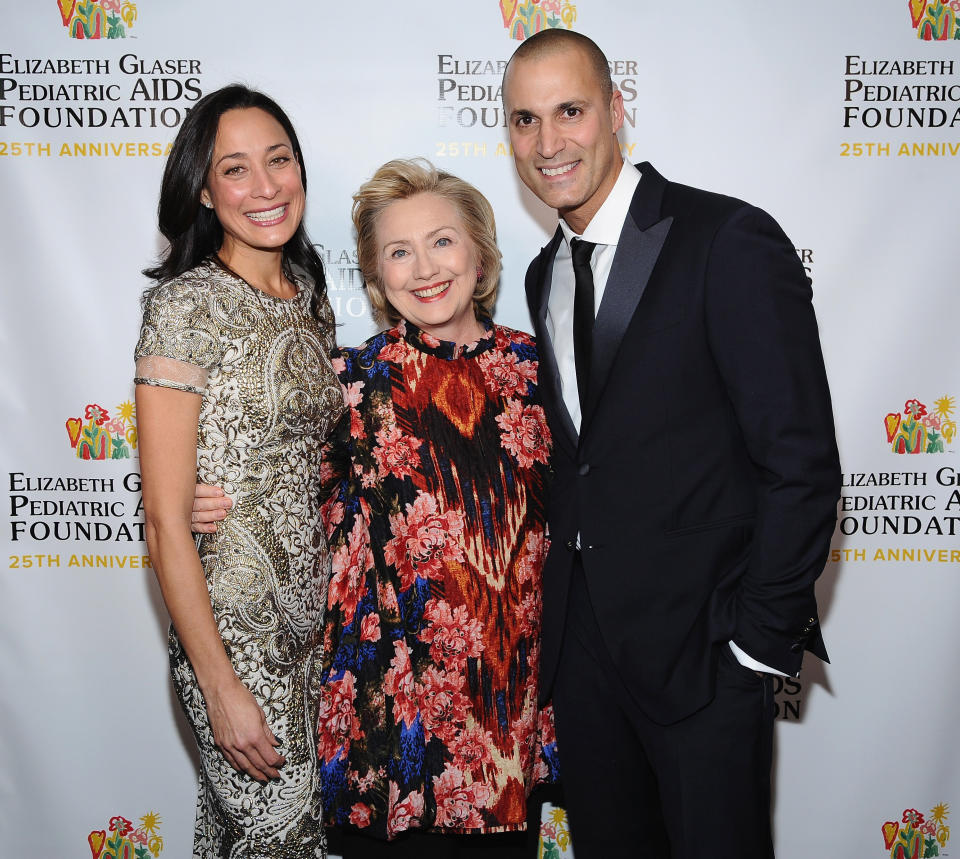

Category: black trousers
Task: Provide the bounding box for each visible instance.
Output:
[550,555,776,859]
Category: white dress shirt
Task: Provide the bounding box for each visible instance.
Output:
[545,159,787,678]
[547,159,640,433]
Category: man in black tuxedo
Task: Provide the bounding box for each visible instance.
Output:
[502,29,841,858]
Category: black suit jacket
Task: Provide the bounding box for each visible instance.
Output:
[526,162,841,725]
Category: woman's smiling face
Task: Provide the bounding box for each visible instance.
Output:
[201,107,305,261]
[376,192,483,346]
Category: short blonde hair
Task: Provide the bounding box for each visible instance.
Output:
[352,158,502,328]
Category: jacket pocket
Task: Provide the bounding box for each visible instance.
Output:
[663,511,755,538]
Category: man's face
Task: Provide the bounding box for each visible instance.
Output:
[504,46,624,234]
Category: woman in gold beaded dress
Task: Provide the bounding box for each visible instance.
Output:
[135,85,343,858]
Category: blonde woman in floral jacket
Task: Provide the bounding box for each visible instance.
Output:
[317,160,558,858]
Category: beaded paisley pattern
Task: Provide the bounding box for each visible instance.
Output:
[135,259,344,858]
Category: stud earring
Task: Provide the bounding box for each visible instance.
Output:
[202,200,214,209]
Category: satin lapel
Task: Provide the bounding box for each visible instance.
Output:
[531,229,579,452]
[584,164,673,424]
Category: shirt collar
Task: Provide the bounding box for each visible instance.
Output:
[395,317,495,361]
[558,160,641,247]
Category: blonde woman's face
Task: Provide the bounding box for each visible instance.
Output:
[376,193,482,346]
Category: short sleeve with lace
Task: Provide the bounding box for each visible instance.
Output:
[134,276,223,396]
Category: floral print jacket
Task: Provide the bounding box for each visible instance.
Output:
[317,319,559,839]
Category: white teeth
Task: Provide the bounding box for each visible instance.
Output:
[414,282,450,298]
[246,205,286,222]
[540,162,578,177]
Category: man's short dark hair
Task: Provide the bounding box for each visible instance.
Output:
[507,29,613,100]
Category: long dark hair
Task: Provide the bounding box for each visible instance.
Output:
[143,84,326,317]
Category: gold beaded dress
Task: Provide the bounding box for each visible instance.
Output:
[134,258,344,857]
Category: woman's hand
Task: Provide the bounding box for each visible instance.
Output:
[191,483,232,533]
[205,677,286,782]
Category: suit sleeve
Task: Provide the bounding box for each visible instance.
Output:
[704,205,841,675]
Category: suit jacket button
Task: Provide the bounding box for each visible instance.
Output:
[578,463,590,476]
[565,540,576,551]
[789,642,803,653]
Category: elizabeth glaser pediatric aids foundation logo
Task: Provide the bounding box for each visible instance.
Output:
[500,0,577,40]
[57,0,138,39]
[88,811,164,858]
[66,400,138,460]
[881,803,950,858]
[908,0,960,39]
[885,396,956,454]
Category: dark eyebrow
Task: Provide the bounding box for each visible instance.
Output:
[214,151,245,166]
[214,142,291,167]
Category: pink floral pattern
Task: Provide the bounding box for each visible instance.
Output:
[383,492,466,591]
[432,764,494,829]
[419,599,484,670]
[360,612,381,643]
[383,639,419,730]
[316,671,364,764]
[478,348,538,398]
[516,530,547,585]
[496,398,552,468]
[373,425,424,480]
[343,381,367,439]
[416,665,472,744]
[328,512,374,626]
[349,803,372,828]
[386,783,426,838]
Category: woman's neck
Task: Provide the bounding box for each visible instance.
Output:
[216,242,293,299]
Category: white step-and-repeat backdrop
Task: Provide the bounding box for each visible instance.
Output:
[2,2,958,856]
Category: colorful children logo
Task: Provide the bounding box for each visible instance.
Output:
[881,803,950,858]
[884,396,956,454]
[539,805,573,859]
[88,811,164,858]
[57,0,138,39]
[908,1,960,39]
[500,0,577,40]
[66,400,138,460]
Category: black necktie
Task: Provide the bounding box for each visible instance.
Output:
[570,237,597,411]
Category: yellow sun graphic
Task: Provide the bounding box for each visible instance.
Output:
[139,811,162,834]
[549,807,568,825]
[116,400,136,422]
[933,395,955,419]
[930,802,949,824]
